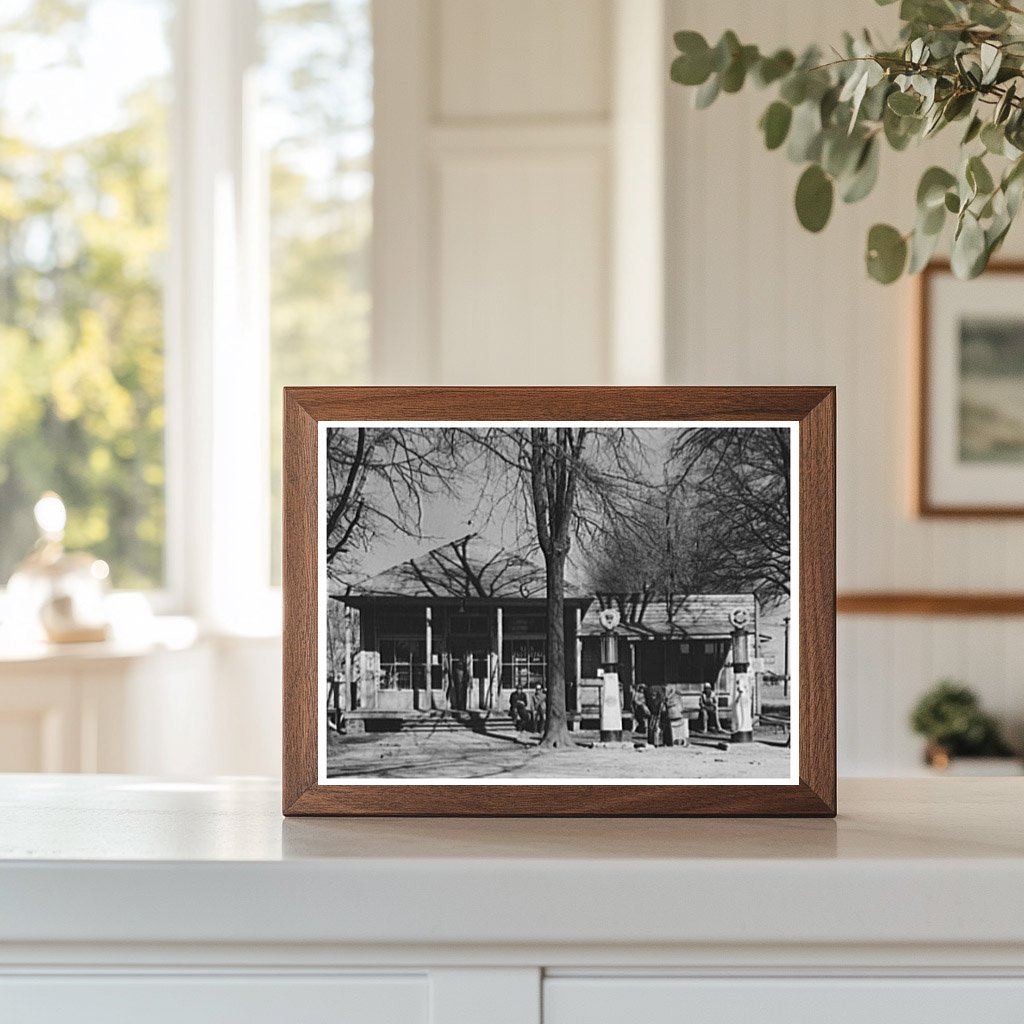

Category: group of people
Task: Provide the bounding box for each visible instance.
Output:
[508,679,727,743]
[632,682,726,745]
[509,683,546,734]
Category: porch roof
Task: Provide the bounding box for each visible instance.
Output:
[579,594,757,640]
[341,534,590,603]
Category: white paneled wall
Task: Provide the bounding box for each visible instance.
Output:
[373,0,664,386]
[436,144,609,384]
[665,0,1024,772]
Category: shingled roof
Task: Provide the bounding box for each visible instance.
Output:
[347,535,590,602]
[579,594,757,640]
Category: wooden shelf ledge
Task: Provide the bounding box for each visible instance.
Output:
[838,593,1024,616]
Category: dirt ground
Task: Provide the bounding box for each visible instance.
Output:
[325,726,792,780]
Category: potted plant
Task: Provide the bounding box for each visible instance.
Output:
[909,680,1016,770]
[670,0,1024,283]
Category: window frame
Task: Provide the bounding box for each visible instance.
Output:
[164,0,276,631]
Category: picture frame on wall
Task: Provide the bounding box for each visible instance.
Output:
[282,387,836,817]
[918,261,1024,517]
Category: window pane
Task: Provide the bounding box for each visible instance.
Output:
[0,0,171,588]
[262,0,373,582]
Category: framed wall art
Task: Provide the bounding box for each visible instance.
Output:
[917,261,1024,517]
[282,387,836,816]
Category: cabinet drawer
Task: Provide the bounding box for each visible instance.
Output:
[0,974,427,1024]
[544,977,1024,1024]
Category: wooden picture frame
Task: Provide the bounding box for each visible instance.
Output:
[283,387,836,816]
[917,260,1024,517]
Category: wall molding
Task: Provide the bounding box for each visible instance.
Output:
[838,593,1024,616]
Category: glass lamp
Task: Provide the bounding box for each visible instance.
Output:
[5,493,111,644]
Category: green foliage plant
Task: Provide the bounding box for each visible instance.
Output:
[671,0,1024,283]
[909,679,1014,756]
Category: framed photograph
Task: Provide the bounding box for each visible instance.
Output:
[283,387,835,816]
[918,261,1024,516]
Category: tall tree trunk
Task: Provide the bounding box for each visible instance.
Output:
[540,548,573,748]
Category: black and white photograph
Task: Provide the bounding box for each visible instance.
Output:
[919,263,1024,515]
[318,422,798,784]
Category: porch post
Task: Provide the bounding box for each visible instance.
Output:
[495,606,504,708]
[344,605,353,710]
[753,600,761,718]
[425,605,433,711]
[574,606,582,714]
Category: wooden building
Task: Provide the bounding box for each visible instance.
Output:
[336,535,592,714]
[577,594,758,719]
[332,536,760,724]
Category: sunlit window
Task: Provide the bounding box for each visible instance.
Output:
[262,0,373,581]
[0,0,171,589]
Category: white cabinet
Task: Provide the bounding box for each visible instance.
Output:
[544,977,1024,1024]
[0,975,428,1024]
[1,777,1022,1024]
[0,628,281,776]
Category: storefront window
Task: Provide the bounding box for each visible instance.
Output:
[378,636,425,689]
[502,637,546,690]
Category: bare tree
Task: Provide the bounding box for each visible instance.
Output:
[324,427,460,570]
[455,428,649,748]
[586,487,721,624]
[668,427,791,600]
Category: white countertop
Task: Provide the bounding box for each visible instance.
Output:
[1,776,1022,951]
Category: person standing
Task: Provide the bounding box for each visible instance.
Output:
[509,684,529,731]
[631,686,650,737]
[644,684,665,746]
[531,683,546,734]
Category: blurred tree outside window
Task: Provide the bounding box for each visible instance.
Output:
[262,0,372,583]
[0,0,372,597]
[0,0,172,589]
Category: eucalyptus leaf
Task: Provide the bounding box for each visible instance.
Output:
[754,49,795,87]
[694,73,721,109]
[822,128,863,178]
[795,164,834,232]
[967,154,995,195]
[787,101,823,162]
[996,83,1017,124]
[917,166,957,210]
[942,92,974,122]
[710,31,740,73]
[888,90,921,115]
[981,121,1006,155]
[760,101,793,150]
[970,2,1009,29]
[908,222,942,273]
[721,44,759,93]
[861,79,892,122]
[962,115,983,145]
[866,223,908,283]
[952,212,987,278]
[980,42,1003,86]
[920,200,946,235]
[842,137,881,203]
[983,46,1004,85]
[779,74,807,106]
[884,106,922,150]
[671,51,711,87]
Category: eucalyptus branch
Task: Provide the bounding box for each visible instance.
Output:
[671,0,1024,282]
